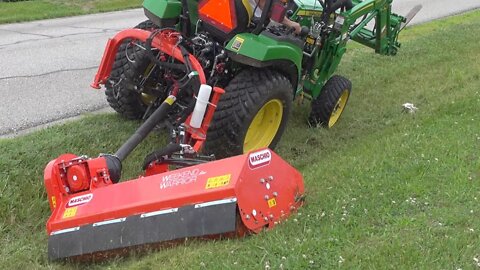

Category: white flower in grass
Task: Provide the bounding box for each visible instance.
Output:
[474,255,480,267]
[339,256,345,264]
[406,197,417,204]
[402,103,418,113]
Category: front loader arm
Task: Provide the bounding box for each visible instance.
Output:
[345,0,406,55]
[303,0,419,97]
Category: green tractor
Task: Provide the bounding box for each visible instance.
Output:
[95,0,420,158]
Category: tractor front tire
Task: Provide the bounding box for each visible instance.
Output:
[308,75,352,128]
[105,20,157,119]
[205,69,293,159]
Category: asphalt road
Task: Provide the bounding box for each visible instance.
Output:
[0,1,479,136]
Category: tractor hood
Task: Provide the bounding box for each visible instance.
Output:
[293,0,324,10]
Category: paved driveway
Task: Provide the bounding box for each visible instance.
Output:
[0,1,479,136]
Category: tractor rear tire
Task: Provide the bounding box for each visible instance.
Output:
[105,20,158,119]
[205,69,293,159]
[308,75,352,128]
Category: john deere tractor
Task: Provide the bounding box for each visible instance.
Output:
[94,0,420,158]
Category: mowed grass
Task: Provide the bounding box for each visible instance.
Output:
[1,10,480,269]
[0,0,142,24]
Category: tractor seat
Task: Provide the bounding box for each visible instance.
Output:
[198,0,253,41]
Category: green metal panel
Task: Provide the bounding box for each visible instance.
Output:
[344,0,402,55]
[226,33,303,77]
[142,0,182,19]
[187,0,199,28]
[293,0,323,10]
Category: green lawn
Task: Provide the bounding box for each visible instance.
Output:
[1,10,479,270]
[0,0,142,24]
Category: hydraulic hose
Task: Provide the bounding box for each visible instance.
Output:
[321,0,353,30]
[326,0,353,13]
[145,32,188,72]
[142,143,183,169]
[115,95,177,162]
[253,0,273,35]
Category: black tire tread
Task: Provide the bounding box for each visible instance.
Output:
[309,75,352,127]
[105,20,157,119]
[205,69,293,159]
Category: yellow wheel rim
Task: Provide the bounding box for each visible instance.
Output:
[141,93,156,105]
[140,63,156,105]
[244,99,283,153]
[328,90,349,128]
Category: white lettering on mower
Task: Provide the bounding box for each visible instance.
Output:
[160,169,202,189]
[248,149,272,170]
[67,193,93,207]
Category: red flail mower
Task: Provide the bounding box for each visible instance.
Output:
[43,28,305,260]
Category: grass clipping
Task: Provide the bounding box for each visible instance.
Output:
[1,10,480,270]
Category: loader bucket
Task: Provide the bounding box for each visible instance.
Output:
[44,149,304,260]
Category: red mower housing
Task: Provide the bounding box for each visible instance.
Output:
[44,149,305,260]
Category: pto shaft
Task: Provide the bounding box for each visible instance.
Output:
[115,96,176,161]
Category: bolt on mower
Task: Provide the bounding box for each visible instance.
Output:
[43,0,421,261]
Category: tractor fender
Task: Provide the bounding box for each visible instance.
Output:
[143,0,182,27]
[226,33,302,92]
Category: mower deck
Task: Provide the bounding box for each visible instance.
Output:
[45,149,304,260]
